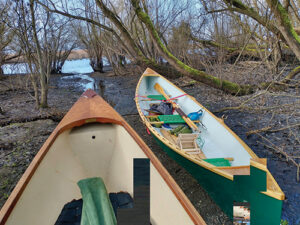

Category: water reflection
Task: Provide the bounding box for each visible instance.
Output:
[59,74,96,91]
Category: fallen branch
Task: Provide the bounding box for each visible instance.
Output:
[246,126,272,136]
[238,122,300,182]
[246,123,300,136]
[215,96,300,113]
[0,149,18,159]
[214,91,266,113]
[282,65,300,83]
[270,123,300,132]
[0,112,64,127]
[256,135,300,182]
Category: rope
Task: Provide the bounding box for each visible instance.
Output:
[167,93,188,101]
[135,93,188,102]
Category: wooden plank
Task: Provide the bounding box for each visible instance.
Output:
[193,153,206,160]
[224,157,234,161]
[149,120,200,125]
[160,129,178,145]
[219,167,251,176]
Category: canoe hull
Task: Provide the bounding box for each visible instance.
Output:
[151,132,283,224]
[0,90,205,225]
[135,69,284,225]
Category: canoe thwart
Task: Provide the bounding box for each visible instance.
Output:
[158,115,185,124]
[149,120,200,125]
[147,95,166,100]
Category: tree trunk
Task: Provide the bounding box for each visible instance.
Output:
[40,78,48,108]
[130,0,254,95]
[30,0,49,108]
[0,66,4,80]
[91,58,104,73]
[95,0,150,61]
[29,74,40,107]
[90,47,104,73]
[266,0,300,61]
[223,0,300,62]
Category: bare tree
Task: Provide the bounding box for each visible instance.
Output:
[130,0,254,94]
[37,0,299,94]
[11,0,77,107]
[220,0,300,61]
[36,0,189,76]
[0,1,14,79]
[75,19,105,72]
[49,22,77,74]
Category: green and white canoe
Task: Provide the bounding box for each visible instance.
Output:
[135,68,285,225]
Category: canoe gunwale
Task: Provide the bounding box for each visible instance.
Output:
[0,91,206,225]
[135,68,285,201]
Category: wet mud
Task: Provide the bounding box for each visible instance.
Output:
[0,70,299,224]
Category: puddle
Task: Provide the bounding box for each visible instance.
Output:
[59,74,97,91]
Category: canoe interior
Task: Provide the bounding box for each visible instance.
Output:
[137,75,253,166]
[5,123,195,225]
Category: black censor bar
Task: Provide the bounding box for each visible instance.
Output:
[117,158,150,225]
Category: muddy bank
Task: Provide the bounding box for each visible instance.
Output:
[0,120,57,204]
[0,70,299,224]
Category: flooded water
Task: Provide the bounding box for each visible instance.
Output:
[61,59,93,74]
[2,63,29,74]
[2,59,94,75]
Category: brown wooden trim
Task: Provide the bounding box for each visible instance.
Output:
[217,165,250,170]
[0,90,206,225]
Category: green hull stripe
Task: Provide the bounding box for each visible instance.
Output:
[152,134,282,225]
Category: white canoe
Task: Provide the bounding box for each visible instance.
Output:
[0,89,205,225]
